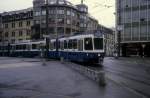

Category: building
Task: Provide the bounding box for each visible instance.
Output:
[0,8,33,44]
[32,0,98,39]
[116,0,150,57]
[0,0,111,49]
[87,15,98,32]
[0,15,2,42]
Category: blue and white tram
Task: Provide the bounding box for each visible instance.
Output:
[10,41,45,57]
[0,33,105,65]
[48,33,105,64]
[0,44,10,56]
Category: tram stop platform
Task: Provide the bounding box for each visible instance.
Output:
[0,57,142,98]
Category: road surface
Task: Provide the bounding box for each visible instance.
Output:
[0,57,142,98]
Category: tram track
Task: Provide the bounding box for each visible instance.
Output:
[81,64,150,98]
[104,66,150,86]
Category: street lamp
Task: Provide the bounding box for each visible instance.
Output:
[45,0,49,59]
[116,25,123,57]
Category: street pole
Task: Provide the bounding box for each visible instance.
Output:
[116,0,122,58]
[117,30,121,57]
[46,0,49,59]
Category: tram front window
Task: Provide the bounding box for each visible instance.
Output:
[94,38,103,50]
[84,38,93,50]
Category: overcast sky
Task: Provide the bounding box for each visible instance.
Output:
[0,0,115,28]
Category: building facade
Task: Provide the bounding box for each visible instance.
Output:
[0,15,2,42]
[32,0,98,39]
[0,0,111,52]
[87,16,98,32]
[116,0,150,57]
[0,8,33,44]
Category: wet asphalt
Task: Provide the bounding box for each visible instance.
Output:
[0,57,144,98]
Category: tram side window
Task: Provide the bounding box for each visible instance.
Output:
[94,38,103,49]
[16,45,22,50]
[32,44,37,49]
[16,45,19,50]
[49,43,51,50]
[78,40,83,51]
[19,45,22,50]
[84,38,93,50]
[22,45,26,50]
[60,41,64,50]
[53,42,56,49]
[37,44,40,50]
[5,46,8,50]
[27,45,31,50]
[50,41,53,50]
[12,46,15,51]
[64,40,67,49]
[68,40,73,49]
[73,39,77,49]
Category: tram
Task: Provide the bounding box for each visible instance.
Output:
[0,33,105,65]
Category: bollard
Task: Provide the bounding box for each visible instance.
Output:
[60,57,64,64]
[97,71,106,86]
[42,58,46,66]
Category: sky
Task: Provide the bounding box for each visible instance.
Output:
[0,0,115,28]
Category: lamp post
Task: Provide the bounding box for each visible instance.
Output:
[45,0,49,59]
[116,25,123,58]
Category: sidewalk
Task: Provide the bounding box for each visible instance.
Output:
[0,57,143,98]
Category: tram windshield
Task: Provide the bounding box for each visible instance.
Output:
[84,38,93,50]
[94,38,103,50]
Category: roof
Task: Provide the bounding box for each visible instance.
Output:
[1,7,33,16]
[47,0,77,9]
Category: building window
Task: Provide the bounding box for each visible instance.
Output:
[58,27,64,34]
[49,1,56,4]
[57,18,64,24]
[49,10,54,14]
[57,10,64,14]
[12,32,15,37]
[67,19,71,24]
[11,39,15,43]
[67,10,71,15]
[71,12,75,17]
[41,10,46,15]
[12,23,15,28]
[35,20,40,24]
[19,31,23,36]
[27,30,30,36]
[80,23,84,27]
[58,1,65,4]
[19,39,23,42]
[49,18,55,24]
[5,24,8,28]
[5,32,8,37]
[41,20,46,24]
[26,21,30,26]
[19,22,23,27]
[35,11,40,16]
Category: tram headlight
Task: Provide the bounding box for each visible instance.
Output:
[98,54,101,57]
